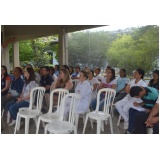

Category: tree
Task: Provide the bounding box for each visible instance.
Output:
[9,36,58,68]
[106,25,159,75]
[68,31,116,69]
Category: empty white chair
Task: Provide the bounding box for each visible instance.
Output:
[36,88,69,134]
[83,88,116,134]
[14,87,46,134]
[44,93,81,134]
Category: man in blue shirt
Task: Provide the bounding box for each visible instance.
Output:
[40,66,53,93]
[71,66,80,79]
[39,66,53,112]
[1,67,24,112]
[126,86,158,133]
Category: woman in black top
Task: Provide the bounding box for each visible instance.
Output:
[148,70,159,90]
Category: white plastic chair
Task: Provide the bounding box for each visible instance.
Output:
[117,115,122,126]
[83,88,116,134]
[44,93,81,134]
[14,87,46,134]
[36,88,69,134]
[72,79,79,92]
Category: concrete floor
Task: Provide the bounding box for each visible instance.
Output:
[1,111,125,134]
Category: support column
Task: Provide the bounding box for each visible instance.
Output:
[13,42,20,67]
[4,46,10,72]
[1,25,5,65]
[58,27,68,68]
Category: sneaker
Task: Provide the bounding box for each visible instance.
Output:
[8,120,16,126]
[124,131,131,134]
[123,121,128,130]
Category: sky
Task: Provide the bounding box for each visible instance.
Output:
[87,25,145,31]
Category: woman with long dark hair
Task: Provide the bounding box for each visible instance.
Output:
[91,67,117,111]
[1,65,11,97]
[6,68,38,126]
[115,68,147,130]
[114,69,130,103]
[148,69,159,90]
[69,66,74,76]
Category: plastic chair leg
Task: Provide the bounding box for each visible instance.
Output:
[34,117,37,128]
[7,111,11,124]
[101,121,104,132]
[1,109,4,118]
[36,118,41,134]
[74,126,77,134]
[14,113,20,134]
[17,117,21,131]
[44,125,48,134]
[109,116,113,134]
[82,114,89,134]
[25,118,30,134]
[117,115,121,126]
[75,114,79,131]
[97,120,101,134]
[82,114,86,124]
[90,119,94,129]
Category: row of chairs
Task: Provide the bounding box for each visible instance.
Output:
[12,86,116,134]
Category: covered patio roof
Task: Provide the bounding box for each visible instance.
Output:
[3,25,106,41]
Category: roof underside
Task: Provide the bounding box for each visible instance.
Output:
[3,25,106,41]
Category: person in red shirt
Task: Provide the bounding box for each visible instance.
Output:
[1,65,11,97]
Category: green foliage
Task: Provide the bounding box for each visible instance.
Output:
[9,36,58,68]
[68,31,116,69]
[106,25,159,75]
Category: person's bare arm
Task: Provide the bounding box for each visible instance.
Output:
[145,103,159,126]
[93,83,99,91]
[98,82,103,90]
[1,79,11,92]
[64,81,73,90]
[118,84,128,93]
[111,84,116,90]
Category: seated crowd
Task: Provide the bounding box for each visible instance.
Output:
[1,64,159,134]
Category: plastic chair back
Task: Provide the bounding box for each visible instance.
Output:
[96,88,116,113]
[49,88,69,113]
[72,79,79,90]
[60,93,81,123]
[29,87,46,111]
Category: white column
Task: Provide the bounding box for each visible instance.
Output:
[65,33,68,65]
[13,42,20,67]
[1,49,5,65]
[4,46,10,72]
[58,27,68,67]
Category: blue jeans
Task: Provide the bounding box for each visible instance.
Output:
[128,108,140,133]
[6,100,29,120]
[91,94,105,111]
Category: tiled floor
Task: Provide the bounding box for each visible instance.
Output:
[1,111,125,134]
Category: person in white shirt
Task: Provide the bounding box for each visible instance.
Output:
[115,68,147,130]
[94,67,103,82]
[6,68,38,126]
[49,66,57,82]
[64,70,92,120]
[87,70,99,101]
